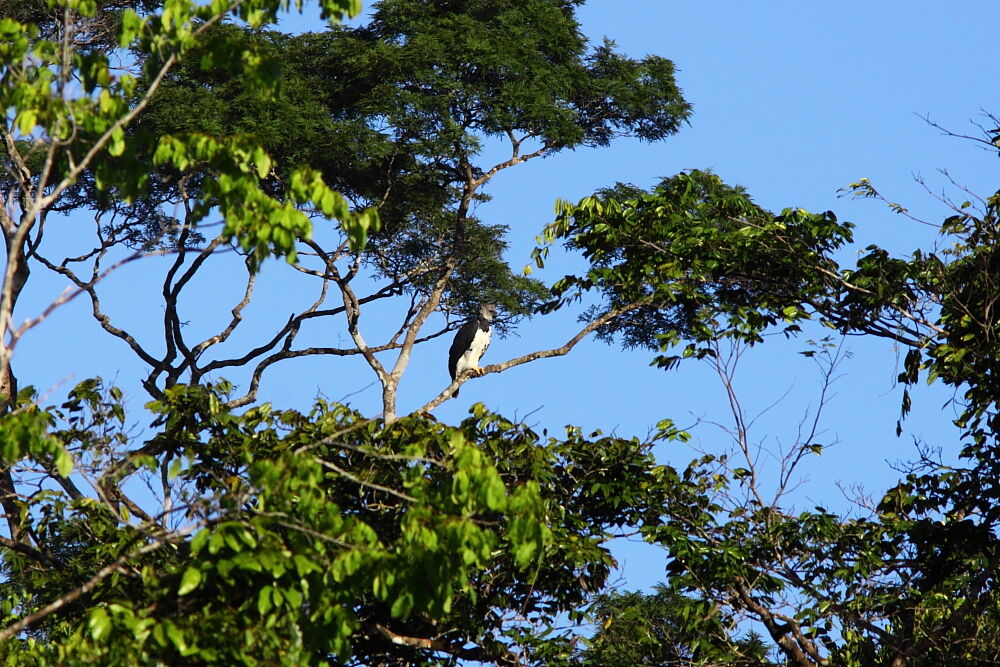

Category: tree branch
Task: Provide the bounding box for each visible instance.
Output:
[33,249,163,370]
[734,579,826,667]
[415,301,648,416]
[367,622,520,666]
[0,534,55,568]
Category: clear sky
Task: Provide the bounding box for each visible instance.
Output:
[13,1,1000,591]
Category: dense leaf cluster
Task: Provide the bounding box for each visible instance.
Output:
[537,169,853,366]
[0,384,674,665]
[125,0,690,320]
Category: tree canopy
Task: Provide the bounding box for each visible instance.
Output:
[1,0,999,665]
[536,150,1000,665]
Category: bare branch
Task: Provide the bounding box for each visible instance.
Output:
[471,132,550,189]
[918,112,1000,154]
[383,265,454,422]
[154,226,207,388]
[33,249,163,369]
[189,262,256,360]
[225,327,453,409]
[13,248,168,358]
[201,279,412,377]
[2,128,33,204]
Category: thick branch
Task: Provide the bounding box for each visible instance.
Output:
[189,264,255,361]
[734,580,825,667]
[368,623,519,666]
[331,257,390,394]
[153,226,199,388]
[1,129,33,205]
[383,267,454,423]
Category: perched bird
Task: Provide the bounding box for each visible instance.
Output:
[448,304,497,397]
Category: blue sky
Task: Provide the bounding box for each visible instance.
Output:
[13,1,1000,591]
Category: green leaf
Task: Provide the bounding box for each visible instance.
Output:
[177,566,202,596]
[165,621,188,653]
[89,607,111,642]
[15,110,37,135]
[190,529,210,555]
[54,448,73,477]
[118,9,143,47]
[482,473,507,512]
[283,587,303,609]
[257,585,273,615]
[253,147,272,179]
[108,126,125,157]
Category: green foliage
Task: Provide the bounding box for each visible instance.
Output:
[583,586,770,666]
[356,0,689,149]
[6,0,1000,665]
[126,0,690,320]
[0,0,371,265]
[0,383,672,665]
[537,169,854,366]
[543,164,1000,665]
[0,8,696,660]
[0,388,73,481]
[0,1,161,55]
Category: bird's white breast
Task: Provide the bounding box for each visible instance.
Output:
[456,325,492,375]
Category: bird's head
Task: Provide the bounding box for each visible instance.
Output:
[479,303,498,321]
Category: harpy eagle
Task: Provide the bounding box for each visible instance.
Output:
[448,304,497,397]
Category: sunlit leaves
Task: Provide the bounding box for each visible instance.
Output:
[0,388,669,664]
[0,393,74,478]
[507,481,548,568]
[540,169,855,359]
[13,389,622,663]
[0,1,675,663]
[117,9,144,47]
[574,169,1000,665]
[150,134,378,263]
[87,607,111,643]
[0,0,370,273]
[0,18,32,63]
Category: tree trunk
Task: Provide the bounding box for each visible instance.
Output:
[0,231,32,542]
[382,381,397,425]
